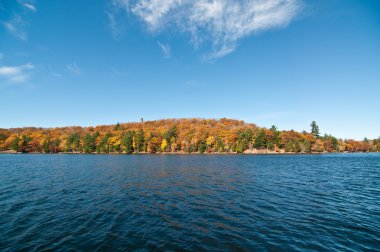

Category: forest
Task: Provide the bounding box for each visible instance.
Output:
[0,118,379,154]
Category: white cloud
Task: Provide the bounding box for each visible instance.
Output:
[111,0,301,60]
[0,63,34,82]
[23,3,37,11]
[66,62,82,75]
[157,41,171,59]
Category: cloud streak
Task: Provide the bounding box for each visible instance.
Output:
[3,2,38,40]
[67,62,83,75]
[111,0,301,60]
[157,41,171,59]
[3,15,28,41]
[0,63,34,82]
[23,3,37,12]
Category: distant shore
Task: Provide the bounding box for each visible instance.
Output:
[1,150,377,155]
[1,119,378,154]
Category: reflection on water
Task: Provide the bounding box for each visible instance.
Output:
[0,154,380,251]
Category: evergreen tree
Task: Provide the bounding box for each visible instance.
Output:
[43,139,51,153]
[114,122,121,131]
[83,133,97,153]
[11,136,20,152]
[66,133,81,152]
[52,138,61,153]
[135,128,145,152]
[269,125,280,150]
[19,135,32,153]
[122,131,134,154]
[254,129,267,149]
[100,133,111,153]
[331,137,339,151]
[310,121,320,138]
[163,126,178,150]
[198,141,207,153]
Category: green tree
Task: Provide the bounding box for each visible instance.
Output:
[11,136,20,152]
[66,133,81,152]
[19,135,32,153]
[43,139,51,153]
[114,122,122,131]
[163,126,178,151]
[310,121,320,138]
[331,136,339,151]
[236,129,252,153]
[135,128,145,152]
[268,125,280,150]
[216,138,225,152]
[198,141,207,153]
[122,131,134,154]
[83,132,97,153]
[100,133,111,153]
[254,129,267,149]
[236,141,245,153]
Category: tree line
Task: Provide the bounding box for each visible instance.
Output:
[0,118,378,154]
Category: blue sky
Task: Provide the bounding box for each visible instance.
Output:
[0,0,379,140]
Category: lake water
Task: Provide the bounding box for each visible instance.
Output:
[0,154,379,251]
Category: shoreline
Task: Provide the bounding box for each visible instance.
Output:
[1,150,378,155]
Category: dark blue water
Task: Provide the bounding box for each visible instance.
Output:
[0,154,379,251]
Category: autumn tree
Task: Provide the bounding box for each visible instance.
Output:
[99,133,111,153]
[0,118,376,154]
[19,135,32,153]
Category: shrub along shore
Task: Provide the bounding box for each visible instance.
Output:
[0,118,378,154]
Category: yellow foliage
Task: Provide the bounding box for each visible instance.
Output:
[161,139,168,151]
[206,136,215,146]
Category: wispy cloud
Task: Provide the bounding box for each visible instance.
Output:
[110,0,302,60]
[3,2,37,40]
[0,63,34,82]
[105,11,119,36]
[3,15,28,41]
[23,3,37,11]
[66,62,82,75]
[50,72,62,78]
[157,41,171,59]
[110,67,129,78]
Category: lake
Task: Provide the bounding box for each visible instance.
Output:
[0,154,379,251]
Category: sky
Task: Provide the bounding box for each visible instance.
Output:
[0,0,379,140]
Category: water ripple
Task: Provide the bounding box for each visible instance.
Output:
[0,154,380,251]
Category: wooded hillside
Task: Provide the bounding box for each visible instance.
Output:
[0,118,378,154]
